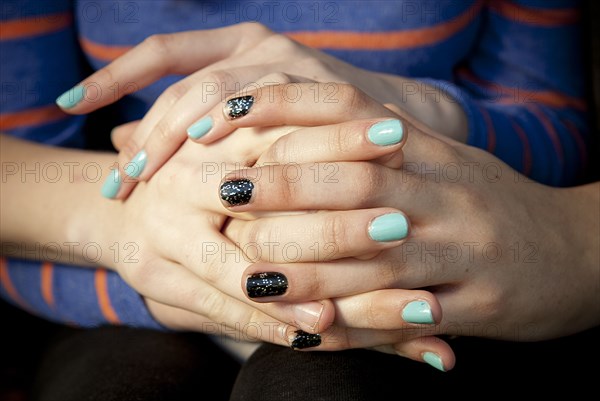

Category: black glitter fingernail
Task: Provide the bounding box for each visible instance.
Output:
[220,179,254,206]
[291,330,321,350]
[246,272,288,298]
[225,95,254,119]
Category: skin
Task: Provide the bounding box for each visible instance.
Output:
[0,86,456,370]
[210,83,600,343]
[58,23,467,199]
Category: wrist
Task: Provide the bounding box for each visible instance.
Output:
[556,184,600,328]
[64,153,125,269]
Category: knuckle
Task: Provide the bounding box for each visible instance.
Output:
[241,21,273,36]
[269,136,291,164]
[201,254,227,285]
[120,138,143,165]
[296,263,322,298]
[375,258,406,288]
[95,66,116,88]
[356,163,387,205]
[322,213,349,253]
[337,84,368,116]
[360,296,382,329]
[155,117,177,143]
[198,290,228,320]
[159,80,191,107]
[261,72,292,86]
[327,123,353,155]
[206,69,238,89]
[120,257,156,292]
[143,34,173,56]
[262,33,299,54]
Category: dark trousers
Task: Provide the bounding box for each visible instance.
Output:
[2,301,598,401]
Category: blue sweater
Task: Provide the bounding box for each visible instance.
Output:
[0,0,589,328]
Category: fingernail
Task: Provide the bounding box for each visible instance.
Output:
[225,95,254,119]
[246,272,288,298]
[101,168,121,199]
[368,119,404,146]
[368,213,409,242]
[402,300,434,324]
[56,85,85,109]
[220,179,254,206]
[187,116,213,140]
[291,330,321,350]
[293,302,324,332]
[423,352,445,372]
[125,150,147,178]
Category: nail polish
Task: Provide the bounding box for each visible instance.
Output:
[423,352,445,372]
[291,330,321,350]
[101,168,121,199]
[402,300,434,324]
[187,116,213,139]
[220,179,254,206]
[125,150,147,178]
[225,95,254,119]
[246,272,288,298]
[368,213,409,242]
[368,119,404,146]
[56,85,85,109]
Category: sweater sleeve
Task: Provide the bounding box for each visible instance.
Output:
[0,1,160,329]
[420,0,589,186]
[0,258,162,329]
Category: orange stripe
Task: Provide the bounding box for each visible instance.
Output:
[94,269,121,324]
[480,107,496,152]
[489,0,580,27]
[0,12,72,40]
[526,104,564,165]
[510,119,532,176]
[457,67,586,111]
[0,104,68,131]
[285,1,483,50]
[80,37,132,62]
[0,258,29,309]
[41,262,55,308]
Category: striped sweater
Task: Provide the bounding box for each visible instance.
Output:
[0,0,590,328]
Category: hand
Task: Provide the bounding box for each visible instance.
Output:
[58,23,466,198]
[110,87,457,370]
[214,84,599,350]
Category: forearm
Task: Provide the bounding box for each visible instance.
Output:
[0,135,120,267]
[565,182,600,326]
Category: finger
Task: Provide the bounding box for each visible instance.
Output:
[227,208,410,264]
[254,118,406,167]
[374,336,456,372]
[56,23,274,114]
[128,256,334,335]
[155,227,336,334]
[145,299,290,346]
[111,120,141,151]
[218,161,421,213]
[332,289,442,330]
[193,83,398,144]
[108,69,304,200]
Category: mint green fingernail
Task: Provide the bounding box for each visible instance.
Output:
[368,119,403,146]
[402,300,434,324]
[368,213,409,242]
[423,352,445,372]
[125,150,147,178]
[187,116,213,140]
[101,168,121,199]
[56,85,85,109]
